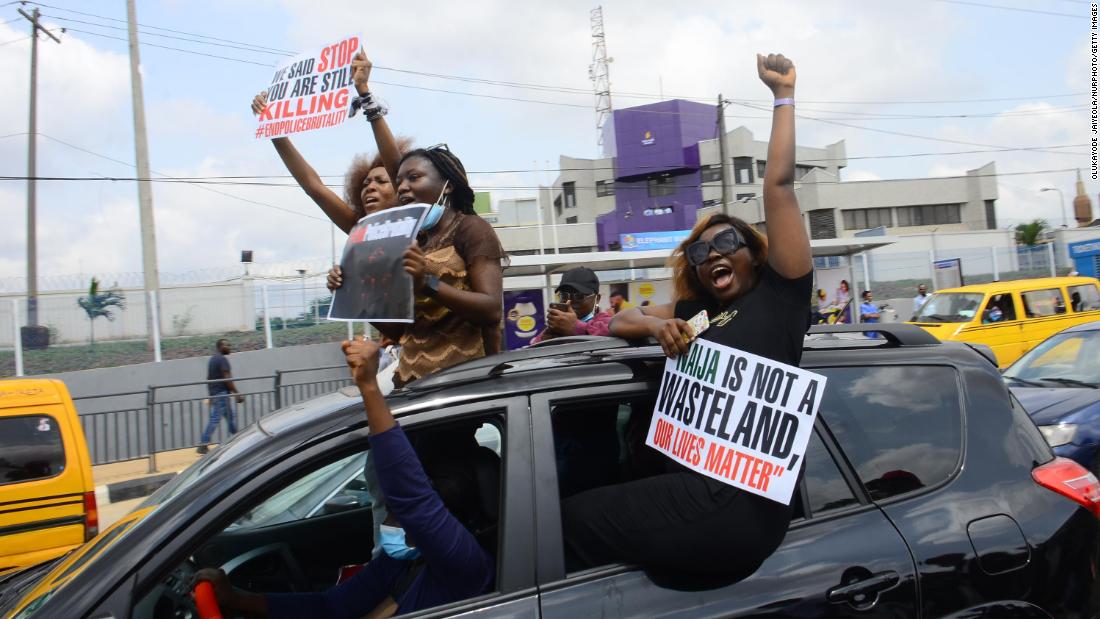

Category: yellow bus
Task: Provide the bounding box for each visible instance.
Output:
[907,276,1100,368]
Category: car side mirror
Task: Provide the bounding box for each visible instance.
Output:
[323,494,361,514]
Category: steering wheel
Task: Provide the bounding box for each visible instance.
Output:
[220,542,311,593]
[192,580,223,619]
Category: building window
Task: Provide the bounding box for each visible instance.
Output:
[808,209,836,240]
[553,194,562,217]
[842,207,892,230]
[700,164,722,183]
[735,192,757,202]
[647,174,677,197]
[595,179,615,197]
[643,206,674,217]
[733,157,754,184]
[565,216,578,224]
[563,182,577,209]
[984,200,996,230]
[896,204,962,227]
[756,160,766,179]
[795,165,815,180]
[703,198,722,208]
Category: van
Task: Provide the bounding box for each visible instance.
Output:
[0,379,97,573]
[907,276,1100,367]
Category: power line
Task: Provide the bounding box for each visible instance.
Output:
[43,15,291,56]
[727,100,1087,155]
[0,166,1081,190]
[0,34,29,45]
[927,0,1079,18]
[28,2,1088,108]
[36,133,329,222]
[59,27,273,66]
[24,1,294,54]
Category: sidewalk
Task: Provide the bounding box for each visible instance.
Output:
[92,447,205,507]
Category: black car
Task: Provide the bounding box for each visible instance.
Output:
[2,324,1098,618]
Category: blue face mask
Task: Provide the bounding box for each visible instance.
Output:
[418,181,451,231]
[380,525,421,560]
[580,308,596,322]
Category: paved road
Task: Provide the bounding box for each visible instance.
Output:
[99,498,145,530]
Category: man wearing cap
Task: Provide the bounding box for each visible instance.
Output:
[533,267,612,344]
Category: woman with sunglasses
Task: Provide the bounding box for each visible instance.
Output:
[561,53,812,579]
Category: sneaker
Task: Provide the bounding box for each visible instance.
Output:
[196,444,209,455]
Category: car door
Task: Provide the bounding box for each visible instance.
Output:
[530,384,920,618]
[971,292,1026,367]
[85,396,539,619]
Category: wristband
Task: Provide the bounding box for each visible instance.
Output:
[349,92,372,118]
[773,98,794,108]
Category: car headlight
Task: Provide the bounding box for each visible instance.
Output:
[1038,423,1078,448]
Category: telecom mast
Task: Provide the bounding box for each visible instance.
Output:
[588,6,613,152]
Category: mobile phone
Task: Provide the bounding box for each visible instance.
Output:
[549,302,569,312]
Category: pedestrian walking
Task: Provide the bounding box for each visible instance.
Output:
[198,339,244,454]
[912,284,930,314]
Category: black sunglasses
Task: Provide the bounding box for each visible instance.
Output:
[557,290,596,303]
[686,228,745,266]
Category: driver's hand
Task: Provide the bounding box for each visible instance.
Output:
[192,568,237,609]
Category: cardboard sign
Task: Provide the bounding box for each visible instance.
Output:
[255,34,360,139]
[646,338,827,505]
[328,205,429,322]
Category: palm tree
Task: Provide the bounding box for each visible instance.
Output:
[76,278,126,345]
[1014,219,1048,247]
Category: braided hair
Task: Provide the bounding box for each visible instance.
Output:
[399,147,476,214]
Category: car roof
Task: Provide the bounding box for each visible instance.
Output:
[1058,319,1100,334]
[930,276,1100,295]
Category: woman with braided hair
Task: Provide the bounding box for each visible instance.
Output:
[331,143,505,387]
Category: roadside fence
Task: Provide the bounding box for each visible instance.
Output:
[73,365,352,472]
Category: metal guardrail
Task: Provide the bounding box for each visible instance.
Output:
[73,365,352,471]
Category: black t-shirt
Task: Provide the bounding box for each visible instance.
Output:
[668,263,813,506]
[207,353,231,396]
[674,263,813,367]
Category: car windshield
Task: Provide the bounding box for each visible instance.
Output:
[1003,328,1100,387]
[912,292,985,323]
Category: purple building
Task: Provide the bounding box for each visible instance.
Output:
[595,99,717,250]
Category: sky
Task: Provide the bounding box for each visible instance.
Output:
[0,0,1094,290]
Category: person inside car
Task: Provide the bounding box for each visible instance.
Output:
[563,52,812,581]
[193,336,495,618]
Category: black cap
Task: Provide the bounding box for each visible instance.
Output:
[556,267,600,296]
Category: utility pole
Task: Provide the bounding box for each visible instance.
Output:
[717,95,731,214]
[17,8,60,349]
[126,0,162,352]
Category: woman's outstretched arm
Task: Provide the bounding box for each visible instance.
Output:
[757,53,812,280]
[251,93,359,234]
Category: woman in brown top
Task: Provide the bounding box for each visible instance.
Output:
[331,143,505,387]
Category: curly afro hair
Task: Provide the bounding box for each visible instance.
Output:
[343,137,413,218]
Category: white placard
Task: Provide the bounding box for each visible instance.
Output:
[255,34,361,139]
[646,338,827,505]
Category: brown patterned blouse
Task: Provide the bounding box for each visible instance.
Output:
[396,212,505,387]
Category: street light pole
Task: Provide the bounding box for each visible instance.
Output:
[1039,187,1068,228]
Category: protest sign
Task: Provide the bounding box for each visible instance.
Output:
[646,338,827,505]
[255,34,360,139]
[328,205,428,322]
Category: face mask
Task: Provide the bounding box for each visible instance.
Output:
[380,525,421,560]
[418,180,451,231]
[580,308,597,322]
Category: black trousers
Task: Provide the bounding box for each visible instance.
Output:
[561,470,792,580]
